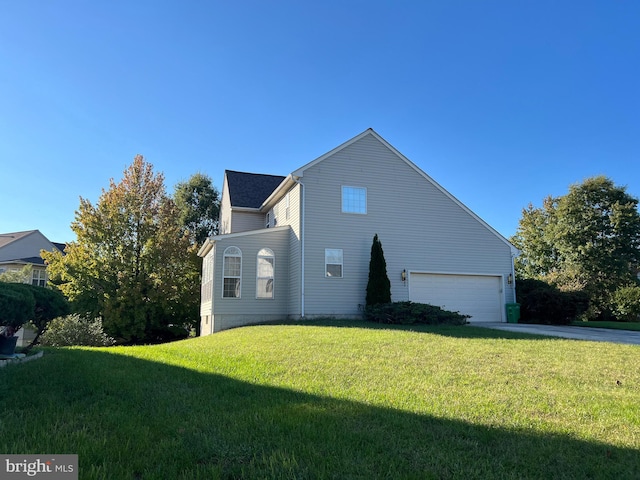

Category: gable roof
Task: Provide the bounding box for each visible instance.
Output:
[225,170,286,209]
[0,230,66,264]
[225,129,517,255]
[291,128,517,255]
[0,230,38,249]
[52,242,66,253]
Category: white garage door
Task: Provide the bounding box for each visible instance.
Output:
[409,273,502,323]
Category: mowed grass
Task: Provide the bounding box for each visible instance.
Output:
[1,320,639,479]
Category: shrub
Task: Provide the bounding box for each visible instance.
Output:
[0,282,36,335]
[518,280,589,325]
[365,234,391,305]
[39,315,115,347]
[611,285,640,322]
[363,301,469,326]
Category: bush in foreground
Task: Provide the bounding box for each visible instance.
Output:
[363,301,469,325]
[611,284,640,322]
[39,315,115,347]
[517,278,589,325]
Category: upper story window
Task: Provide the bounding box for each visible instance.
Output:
[32,269,46,287]
[325,248,343,278]
[342,186,367,214]
[256,248,275,299]
[222,246,242,298]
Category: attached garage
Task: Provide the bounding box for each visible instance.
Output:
[409,273,504,323]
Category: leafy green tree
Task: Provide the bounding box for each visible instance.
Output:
[366,234,391,305]
[24,286,70,352]
[511,176,640,318]
[511,197,560,280]
[0,265,32,284]
[174,173,220,246]
[43,155,198,343]
[0,282,35,336]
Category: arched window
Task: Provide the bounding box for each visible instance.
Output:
[256,248,275,299]
[223,246,242,298]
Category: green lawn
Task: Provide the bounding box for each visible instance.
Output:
[1,320,639,479]
[570,320,640,331]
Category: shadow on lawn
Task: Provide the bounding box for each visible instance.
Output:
[260,317,553,341]
[2,348,637,479]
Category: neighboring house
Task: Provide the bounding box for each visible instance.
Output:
[199,129,518,334]
[0,230,66,346]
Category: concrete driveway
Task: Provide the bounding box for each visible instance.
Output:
[475,322,640,345]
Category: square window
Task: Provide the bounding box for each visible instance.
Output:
[342,186,367,214]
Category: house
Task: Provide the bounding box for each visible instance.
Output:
[198,129,518,334]
[0,230,66,345]
[0,230,65,285]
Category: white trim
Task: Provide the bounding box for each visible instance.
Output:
[198,226,291,257]
[408,271,506,322]
[341,185,367,214]
[256,248,275,300]
[295,178,306,317]
[325,248,344,278]
[222,246,242,299]
[261,175,297,211]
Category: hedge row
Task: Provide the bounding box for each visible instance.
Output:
[363,301,470,326]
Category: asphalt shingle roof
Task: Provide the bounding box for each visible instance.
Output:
[0,230,36,249]
[226,170,286,209]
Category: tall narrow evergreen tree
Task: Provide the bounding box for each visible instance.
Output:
[366,234,392,305]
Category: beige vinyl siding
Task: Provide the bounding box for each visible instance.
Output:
[300,133,514,316]
[211,226,290,317]
[268,184,303,316]
[230,211,265,233]
[287,185,302,316]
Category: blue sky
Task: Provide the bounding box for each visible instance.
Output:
[1,1,638,243]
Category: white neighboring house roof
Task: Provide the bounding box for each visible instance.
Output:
[0,230,65,266]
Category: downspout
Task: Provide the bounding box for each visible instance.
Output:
[511,252,517,303]
[293,176,305,317]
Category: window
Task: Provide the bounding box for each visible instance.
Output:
[265,212,270,228]
[32,269,46,287]
[342,186,367,214]
[256,248,275,299]
[222,246,242,298]
[325,249,343,278]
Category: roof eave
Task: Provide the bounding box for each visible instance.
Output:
[197,238,216,257]
[261,175,297,211]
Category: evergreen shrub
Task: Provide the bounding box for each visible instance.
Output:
[363,301,469,325]
[517,279,589,324]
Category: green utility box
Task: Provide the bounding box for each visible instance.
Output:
[506,303,520,323]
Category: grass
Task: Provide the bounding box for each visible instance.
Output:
[1,319,639,479]
[570,320,640,331]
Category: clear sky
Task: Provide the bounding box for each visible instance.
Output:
[1,1,638,243]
